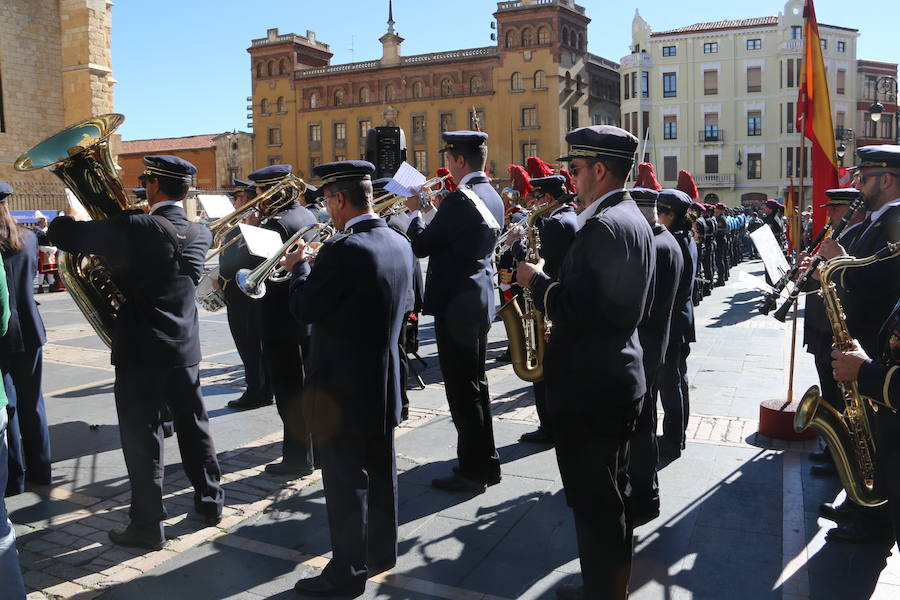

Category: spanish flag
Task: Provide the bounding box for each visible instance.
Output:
[797,0,839,237]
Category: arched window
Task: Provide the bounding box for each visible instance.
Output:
[276,96,285,113]
[469,75,483,94]
[279,58,288,75]
[534,70,546,89]
[576,74,582,90]
[267,60,275,76]
[334,90,344,106]
[309,93,319,109]
[562,28,570,46]
[359,87,370,103]
[522,27,535,46]
[506,29,518,48]
[256,62,263,78]
[537,26,550,44]
[412,80,424,99]
[260,98,269,115]
[385,85,396,102]
[441,78,453,97]
[511,72,523,91]
[577,33,584,50]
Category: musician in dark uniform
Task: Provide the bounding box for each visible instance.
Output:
[656,190,698,458]
[404,131,502,494]
[702,205,716,294]
[283,161,413,597]
[690,202,707,304]
[515,175,577,444]
[497,189,527,308]
[243,165,318,476]
[516,126,654,600]
[0,185,50,496]
[713,203,728,285]
[627,187,682,527]
[48,156,224,549]
[764,199,786,249]
[220,178,272,410]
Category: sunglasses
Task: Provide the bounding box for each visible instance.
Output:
[853,170,899,183]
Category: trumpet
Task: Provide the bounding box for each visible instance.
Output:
[236,222,335,299]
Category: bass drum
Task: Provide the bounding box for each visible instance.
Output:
[196,268,226,312]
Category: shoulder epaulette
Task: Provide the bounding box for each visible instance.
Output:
[325,232,351,245]
[123,208,145,216]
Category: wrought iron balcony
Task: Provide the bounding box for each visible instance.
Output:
[698,128,725,143]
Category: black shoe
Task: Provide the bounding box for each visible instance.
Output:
[451,466,501,486]
[810,462,838,477]
[819,500,854,523]
[809,449,832,464]
[367,560,396,577]
[657,437,682,460]
[431,473,486,494]
[227,394,274,410]
[265,461,314,477]
[195,511,222,527]
[498,348,511,362]
[109,525,165,550]
[555,583,584,600]
[519,428,553,443]
[826,520,895,545]
[293,574,364,598]
[633,502,661,528]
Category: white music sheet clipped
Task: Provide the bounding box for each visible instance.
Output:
[384,162,426,197]
[197,194,234,220]
[238,224,284,259]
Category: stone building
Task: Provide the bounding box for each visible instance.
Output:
[620,0,860,207]
[855,60,898,152]
[0,0,116,211]
[247,0,620,182]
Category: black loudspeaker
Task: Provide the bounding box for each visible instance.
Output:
[365,126,407,179]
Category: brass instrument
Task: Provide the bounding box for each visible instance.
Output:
[14,114,129,347]
[794,241,900,507]
[497,199,561,382]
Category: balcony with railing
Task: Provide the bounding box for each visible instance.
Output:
[696,173,735,188]
[698,128,725,143]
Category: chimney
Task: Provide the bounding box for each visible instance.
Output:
[379,0,403,65]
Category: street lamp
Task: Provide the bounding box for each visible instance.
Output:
[835,128,853,166]
[868,76,897,123]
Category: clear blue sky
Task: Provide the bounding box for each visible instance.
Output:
[112,0,895,141]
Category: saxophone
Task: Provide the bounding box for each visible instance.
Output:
[498,199,560,382]
[794,241,900,507]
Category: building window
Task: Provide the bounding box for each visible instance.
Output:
[441,78,453,97]
[703,42,718,54]
[569,107,579,129]
[631,72,638,98]
[309,123,321,142]
[791,26,802,40]
[786,147,794,178]
[882,114,894,140]
[267,126,281,146]
[385,85,396,102]
[663,72,676,98]
[747,38,761,50]
[533,70,546,89]
[359,87,370,103]
[623,74,630,99]
[334,90,344,106]
[747,111,762,136]
[641,71,649,98]
[414,150,427,173]
[511,72,523,91]
[412,80,424,99]
[310,93,319,109]
[357,120,371,142]
[334,122,346,141]
[747,67,762,93]
[268,155,281,165]
[522,143,538,166]
[704,70,718,95]
[256,63,263,78]
[260,98,269,115]
[469,75,483,94]
[577,33,584,50]
[276,97,286,113]
[267,61,275,77]
[836,69,846,95]
[786,102,795,133]
[786,58,797,88]
[522,27,534,46]
[506,29,518,48]
[624,113,631,134]
[662,45,676,57]
[663,156,678,181]
[412,115,426,135]
[704,113,720,141]
[469,108,485,131]
[440,112,454,132]
[837,40,846,52]
[663,115,677,139]
[562,27,570,46]
[747,153,762,179]
[521,106,538,128]
[820,38,827,50]
[537,26,550,44]
[704,155,719,174]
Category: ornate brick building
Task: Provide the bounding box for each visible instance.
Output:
[247,0,619,182]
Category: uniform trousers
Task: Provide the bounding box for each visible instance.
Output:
[3,346,51,496]
[714,240,728,284]
[114,364,223,536]
[262,337,313,468]
[874,410,900,544]
[224,285,269,401]
[0,409,26,599]
[703,242,715,293]
[397,313,411,419]
[433,317,501,483]
[319,426,397,589]
[628,387,658,511]
[553,400,641,600]
[658,342,691,450]
[532,380,552,433]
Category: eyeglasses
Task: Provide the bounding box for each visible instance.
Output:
[569,161,598,177]
[322,192,341,201]
[853,170,899,184]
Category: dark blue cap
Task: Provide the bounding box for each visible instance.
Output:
[856,145,900,169]
[248,164,293,187]
[312,160,375,187]
[822,187,859,207]
[232,176,253,190]
[558,125,638,163]
[372,177,392,192]
[142,155,196,182]
[439,130,488,153]
[630,187,659,207]
[530,175,566,197]
[0,181,12,202]
[657,189,692,217]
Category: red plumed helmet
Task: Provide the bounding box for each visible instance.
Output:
[435,167,457,193]
[559,169,576,193]
[635,162,662,190]
[507,164,533,195]
[676,169,699,199]
[525,156,554,179]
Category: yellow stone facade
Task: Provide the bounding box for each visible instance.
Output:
[0,0,115,211]
[247,0,619,183]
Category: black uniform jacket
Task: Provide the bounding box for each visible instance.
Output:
[765,213,785,243]
[669,229,697,350]
[218,227,254,290]
[407,189,499,323]
[531,191,655,412]
[48,205,211,367]
[858,299,900,406]
[537,204,578,280]
[289,218,414,434]
[0,228,47,354]
[640,225,683,380]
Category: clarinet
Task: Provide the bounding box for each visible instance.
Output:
[771,195,865,322]
[759,221,832,314]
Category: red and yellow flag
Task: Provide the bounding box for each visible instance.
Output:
[797,0,839,236]
[785,178,800,251]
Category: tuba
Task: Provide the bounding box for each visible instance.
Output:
[15,114,129,348]
[497,199,561,382]
[794,241,900,507]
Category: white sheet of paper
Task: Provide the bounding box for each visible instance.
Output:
[384,162,426,197]
[64,189,91,221]
[198,194,234,219]
[750,225,791,284]
[239,223,284,259]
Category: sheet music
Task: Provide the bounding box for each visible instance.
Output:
[197,194,234,219]
[750,225,790,285]
[384,162,426,197]
[239,223,284,259]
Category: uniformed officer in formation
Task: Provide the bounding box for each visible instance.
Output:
[516,125,654,600]
[689,202,708,304]
[283,160,413,597]
[404,131,502,494]
[246,165,318,477]
[48,156,224,549]
[763,199,786,249]
[713,203,729,286]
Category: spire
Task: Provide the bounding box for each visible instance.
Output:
[387,0,396,34]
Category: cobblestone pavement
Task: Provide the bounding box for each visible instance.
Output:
[8,260,899,600]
